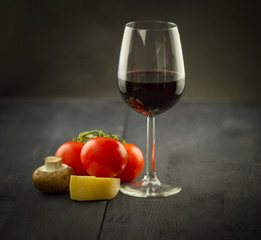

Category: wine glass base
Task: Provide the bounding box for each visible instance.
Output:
[120,174,181,198]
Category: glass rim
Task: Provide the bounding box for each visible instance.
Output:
[125,20,177,31]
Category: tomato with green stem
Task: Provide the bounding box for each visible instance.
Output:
[80,137,128,177]
[72,130,144,182]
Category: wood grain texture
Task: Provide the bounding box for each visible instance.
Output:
[100,102,261,240]
[0,99,260,240]
[0,98,127,240]
[221,105,261,240]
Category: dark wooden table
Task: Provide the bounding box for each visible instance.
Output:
[0,98,260,240]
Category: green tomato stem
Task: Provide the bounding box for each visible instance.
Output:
[73,130,126,144]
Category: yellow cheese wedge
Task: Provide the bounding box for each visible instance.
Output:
[70,175,120,201]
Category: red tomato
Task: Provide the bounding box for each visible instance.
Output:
[55,141,87,175]
[80,137,128,177]
[116,143,144,183]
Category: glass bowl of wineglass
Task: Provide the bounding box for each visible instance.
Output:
[117,21,185,198]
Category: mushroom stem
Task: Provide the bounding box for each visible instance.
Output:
[44,156,63,171]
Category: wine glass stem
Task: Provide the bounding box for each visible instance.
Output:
[145,116,157,180]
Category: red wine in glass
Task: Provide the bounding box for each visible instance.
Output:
[117,21,185,198]
[118,70,185,116]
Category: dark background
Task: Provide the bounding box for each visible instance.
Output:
[0,0,260,103]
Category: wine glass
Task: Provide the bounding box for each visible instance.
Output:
[117,21,185,198]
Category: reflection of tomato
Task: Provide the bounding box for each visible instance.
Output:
[55,141,87,175]
[129,97,143,109]
[127,97,149,115]
[80,137,128,177]
[133,108,149,116]
[117,143,144,183]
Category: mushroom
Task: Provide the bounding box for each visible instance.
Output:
[32,156,74,194]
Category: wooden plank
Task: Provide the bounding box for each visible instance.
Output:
[99,102,261,240]
[0,98,127,240]
[221,104,261,239]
